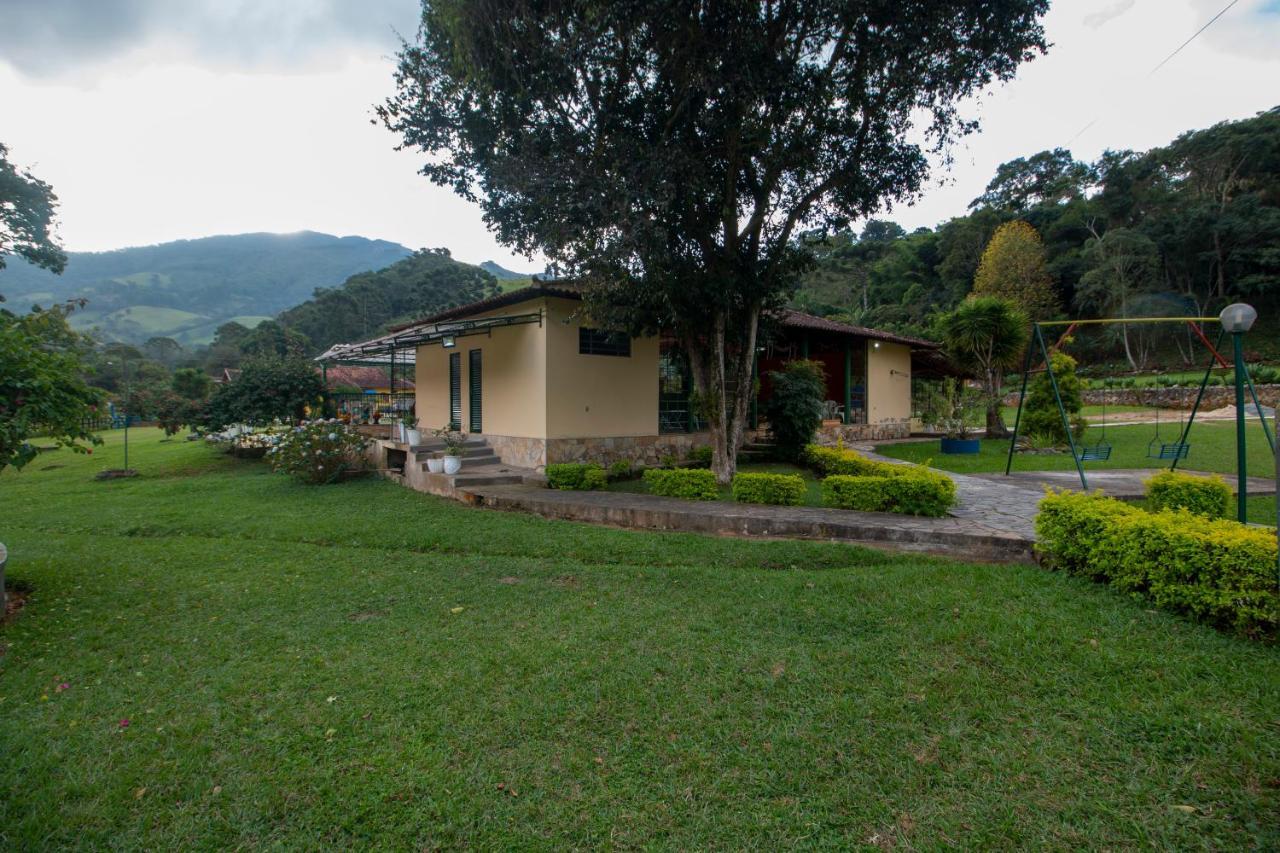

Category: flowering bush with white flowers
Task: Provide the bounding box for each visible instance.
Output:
[267,419,369,484]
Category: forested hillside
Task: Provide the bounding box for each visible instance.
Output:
[278,248,500,353]
[0,231,411,344]
[794,107,1280,363]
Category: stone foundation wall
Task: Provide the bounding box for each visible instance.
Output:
[546,433,720,468]
[1003,384,1280,410]
[813,420,911,445]
[487,435,548,470]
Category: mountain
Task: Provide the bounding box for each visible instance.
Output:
[0,231,412,345]
[278,248,502,354]
[478,260,537,280]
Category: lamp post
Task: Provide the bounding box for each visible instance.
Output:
[1219,303,1257,523]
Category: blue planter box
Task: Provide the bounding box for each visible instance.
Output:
[940,437,981,455]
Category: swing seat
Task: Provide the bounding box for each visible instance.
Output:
[1076,441,1112,462]
[1148,440,1190,460]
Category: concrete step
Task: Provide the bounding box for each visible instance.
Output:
[452,474,526,487]
[413,444,492,459]
[421,453,500,472]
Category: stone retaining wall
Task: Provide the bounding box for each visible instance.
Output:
[813,419,911,445]
[1004,384,1280,410]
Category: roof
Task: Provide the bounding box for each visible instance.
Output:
[323,365,414,390]
[390,283,583,331]
[774,309,939,349]
[386,286,939,350]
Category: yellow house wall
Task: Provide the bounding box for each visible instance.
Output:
[543,297,659,439]
[865,341,912,424]
[414,298,549,438]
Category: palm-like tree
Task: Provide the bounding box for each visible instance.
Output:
[938,296,1028,438]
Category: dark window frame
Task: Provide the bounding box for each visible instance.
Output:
[578,327,631,357]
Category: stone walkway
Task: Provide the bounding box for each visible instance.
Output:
[850,445,1042,540]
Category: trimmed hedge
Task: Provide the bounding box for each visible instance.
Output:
[1145,470,1232,519]
[806,444,956,517]
[546,462,607,491]
[822,469,956,517]
[1036,490,1278,639]
[804,444,893,477]
[731,472,805,506]
[643,467,718,501]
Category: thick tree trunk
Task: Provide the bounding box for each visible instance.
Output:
[684,304,760,487]
[984,367,1008,438]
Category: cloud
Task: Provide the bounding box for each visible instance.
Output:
[1189,0,1280,61]
[1083,0,1137,29]
[0,0,421,77]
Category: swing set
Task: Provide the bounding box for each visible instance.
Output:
[1005,315,1276,492]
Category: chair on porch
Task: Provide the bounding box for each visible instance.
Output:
[822,400,844,422]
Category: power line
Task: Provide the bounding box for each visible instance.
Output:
[1148,0,1242,76]
[1065,0,1242,146]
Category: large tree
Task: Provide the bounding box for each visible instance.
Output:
[0,142,67,301]
[382,0,1049,482]
[936,296,1027,438]
[972,220,1058,322]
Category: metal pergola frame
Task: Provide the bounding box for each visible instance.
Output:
[1005,315,1275,494]
[314,311,545,409]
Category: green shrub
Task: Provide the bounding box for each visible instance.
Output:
[731,472,805,506]
[606,459,634,481]
[881,469,957,517]
[763,360,826,461]
[1145,470,1232,519]
[821,475,891,512]
[267,420,369,485]
[643,467,718,501]
[546,462,607,490]
[1022,349,1086,446]
[688,445,713,468]
[821,469,955,517]
[1036,490,1279,638]
[803,444,894,477]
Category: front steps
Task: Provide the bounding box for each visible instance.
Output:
[407,436,540,490]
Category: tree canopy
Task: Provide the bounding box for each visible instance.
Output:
[383,0,1049,480]
[0,142,67,299]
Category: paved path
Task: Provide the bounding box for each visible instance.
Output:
[976,468,1276,499]
[851,445,1042,540]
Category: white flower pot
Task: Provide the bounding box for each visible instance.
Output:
[426,457,445,474]
[405,429,422,446]
[442,455,462,475]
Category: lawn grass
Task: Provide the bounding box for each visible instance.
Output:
[880,418,1277,479]
[607,461,824,506]
[1,429,1278,847]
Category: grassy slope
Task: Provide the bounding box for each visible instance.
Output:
[0,430,1277,848]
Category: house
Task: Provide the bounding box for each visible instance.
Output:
[320,285,939,470]
[321,365,415,395]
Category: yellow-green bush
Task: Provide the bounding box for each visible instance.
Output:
[1145,470,1232,519]
[731,472,805,506]
[806,444,956,517]
[546,463,607,490]
[643,467,718,501]
[803,444,895,477]
[1036,490,1278,639]
[821,469,955,517]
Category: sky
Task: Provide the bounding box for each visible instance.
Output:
[1,0,1278,271]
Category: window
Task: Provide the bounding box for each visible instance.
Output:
[578,327,631,357]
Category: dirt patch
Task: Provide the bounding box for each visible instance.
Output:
[347,609,387,623]
[2,581,32,629]
[94,469,140,480]
[497,576,521,585]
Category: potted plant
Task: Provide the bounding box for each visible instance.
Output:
[425,453,445,474]
[400,412,421,445]
[936,379,982,454]
[433,426,467,474]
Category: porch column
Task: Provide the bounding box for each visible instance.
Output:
[843,342,852,425]
[801,335,810,360]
